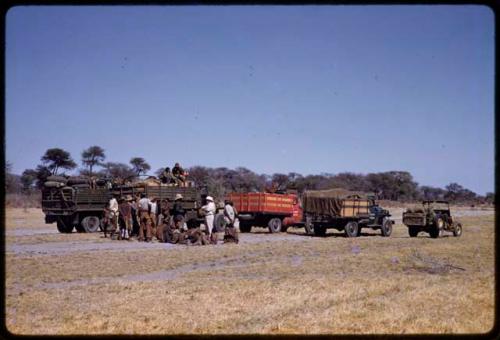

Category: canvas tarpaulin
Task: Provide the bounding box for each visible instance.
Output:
[302,189,371,216]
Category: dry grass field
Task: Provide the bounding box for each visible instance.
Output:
[5,206,495,335]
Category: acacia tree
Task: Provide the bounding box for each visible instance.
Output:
[21,169,38,193]
[81,146,105,176]
[101,162,136,180]
[130,157,151,176]
[41,148,76,175]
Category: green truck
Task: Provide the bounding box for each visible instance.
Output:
[42,178,202,233]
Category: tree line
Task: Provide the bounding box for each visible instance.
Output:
[5,146,494,205]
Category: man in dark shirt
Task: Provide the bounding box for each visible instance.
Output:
[172,163,186,185]
[172,193,186,230]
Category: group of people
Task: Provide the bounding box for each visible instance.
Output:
[159,163,188,186]
[103,192,239,245]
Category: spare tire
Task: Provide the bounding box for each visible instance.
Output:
[67,177,89,185]
[46,175,68,184]
[71,184,90,189]
[44,181,65,188]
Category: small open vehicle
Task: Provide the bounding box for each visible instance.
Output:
[402,200,462,238]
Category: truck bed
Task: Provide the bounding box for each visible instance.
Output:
[228,192,296,216]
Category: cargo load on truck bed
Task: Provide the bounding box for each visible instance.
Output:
[302,189,371,217]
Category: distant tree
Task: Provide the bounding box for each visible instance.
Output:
[155,168,165,178]
[101,162,136,180]
[35,165,52,189]
[328,172,368,192]
[129,157,151,176]
[41,148,76,175]
[5,161,21,193]
[419,185,446,201]
[271,173,290,190]
[21,169,38,192]
[81,146,105,176]
[485,192,495,205]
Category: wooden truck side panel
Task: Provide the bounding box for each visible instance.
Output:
[228,192,296,216]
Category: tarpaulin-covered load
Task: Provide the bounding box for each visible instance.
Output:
[303,189,372,217]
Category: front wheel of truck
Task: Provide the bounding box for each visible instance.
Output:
[381,218,392,237]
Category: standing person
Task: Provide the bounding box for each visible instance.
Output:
[130,194,141,237]
[118,196,132,240]
[150,198,158,240]
[172,163,186,186]
[223,200,239,244]
[201,196,216,237]
[172,193,187,231]
[157,199,170,242]
[137,193,152,242]
[108,193,119,239]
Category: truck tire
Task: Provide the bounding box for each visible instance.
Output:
[81,216,101,233]
[240,222,252,233]
[313,224,326,237]
[47,175,68,184]
[429,225,440,238]
[344,221,359,238]
[408,226,419,237]
[56,218,74,233]
[268,218,282,233]
[213,213,227,233]
[381,219,392,237]
[453,223,463,237]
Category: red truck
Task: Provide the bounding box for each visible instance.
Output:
[227,191,303,233]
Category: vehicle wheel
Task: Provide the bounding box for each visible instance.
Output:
[56,218,74,233]
[213,213,227,232]
[240,223,252,233]
[81,216,101,233]
[429,225,440,238]
[75,223,85,233]
[304,216,314,235]
[408,226,419,237]
[453,223,463,237]
[313,224,326,237]
[381,218,392,237]
[268,218,282,233]
[344,221,359,238]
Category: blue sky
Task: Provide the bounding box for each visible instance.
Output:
[6,5,494,194]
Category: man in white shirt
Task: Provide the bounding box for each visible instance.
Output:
[201,196,216,236]
[108,194,119,238]
[150,198,158,240]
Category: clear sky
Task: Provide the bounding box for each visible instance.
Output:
[6,5,494,194]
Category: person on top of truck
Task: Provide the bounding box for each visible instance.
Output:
[172,163,187,185]
[160,167,176,184]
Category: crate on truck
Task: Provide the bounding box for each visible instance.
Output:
[302,188,393,237]
[42,179,202,233]
[226,191,303,233]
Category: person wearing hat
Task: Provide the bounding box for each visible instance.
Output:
[172,193,187,231]
[201,195,216,236]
